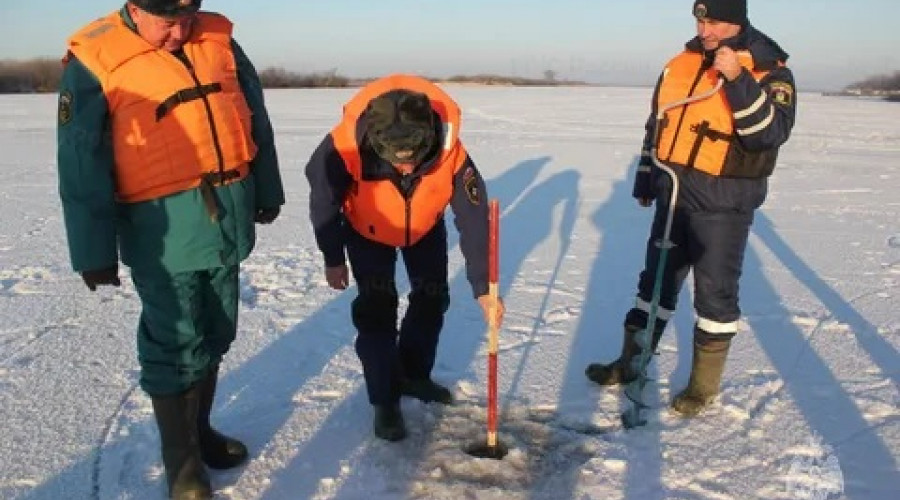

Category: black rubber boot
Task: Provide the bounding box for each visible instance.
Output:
[671,336,732,417]
[585,315,668,386]
[197,366,249,469]
[151,386,212,500]
[400,378,454,404]
[372,403,407,441]
[585,325,643,385]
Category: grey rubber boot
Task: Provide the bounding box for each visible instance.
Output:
[671,336,732,417]
[151,386,212,500]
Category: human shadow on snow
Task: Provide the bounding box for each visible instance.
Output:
[24,111,547,500]
[552,155,698,500]
[744,211,900,499]
[37,148,897,499]
[249,156,551,499]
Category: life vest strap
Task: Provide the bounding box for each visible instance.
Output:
[201,169,243,186]
[686,120,734,169]
[155,82,223,121]
[197,166,248,222]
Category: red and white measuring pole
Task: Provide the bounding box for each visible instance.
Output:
[487,199,500,448]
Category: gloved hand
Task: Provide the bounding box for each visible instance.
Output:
[632,162,656,207]
[254,206,280,224]
[81,266,121,292]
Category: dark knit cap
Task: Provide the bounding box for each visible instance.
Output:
[130,0,202,17]
[692,0,748,25]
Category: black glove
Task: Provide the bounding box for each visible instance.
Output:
[632,162,656,203]
[81,266,121,292]
[254,206,280,224]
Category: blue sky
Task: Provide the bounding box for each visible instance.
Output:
[2,0,898,91]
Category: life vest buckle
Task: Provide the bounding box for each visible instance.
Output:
[201,169,242,186]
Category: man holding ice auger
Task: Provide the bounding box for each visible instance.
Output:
[585,0,796,417]
[305,74,505,441]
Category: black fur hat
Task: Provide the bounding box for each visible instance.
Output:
[365,90,437,165]
[692,0,747,25]
[130,0,202,17]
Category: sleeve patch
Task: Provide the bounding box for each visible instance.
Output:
[462,167,481,205]
[58,91,73,125]
[769,81,793,107]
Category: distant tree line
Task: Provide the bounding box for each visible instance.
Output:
[0,59,63,93]
[0,58,355,93]
[1,57,586,93]
[847,71,900,92]
[257,67,351,88]
[441,73,587,86]
[832,70,900,101]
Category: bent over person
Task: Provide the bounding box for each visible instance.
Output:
[56,1,284,498]
[585,0,796,416]
[306,74,505,442]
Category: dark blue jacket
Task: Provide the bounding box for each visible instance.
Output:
[633,25,796,214]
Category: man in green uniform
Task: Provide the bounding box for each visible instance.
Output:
[56,1,284,498]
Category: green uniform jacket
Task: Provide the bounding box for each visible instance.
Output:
[57,8,284,275]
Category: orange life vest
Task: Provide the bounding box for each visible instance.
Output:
[331,74,468,247]
[67,11,255,203]
[656,50,773,176]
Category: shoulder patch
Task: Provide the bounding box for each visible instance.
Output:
[85,23,114,40]
[462,167,481,205]
[769,81,794,107]
[58,91,73,126]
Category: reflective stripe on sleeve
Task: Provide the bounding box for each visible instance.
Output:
[736,105,775,136]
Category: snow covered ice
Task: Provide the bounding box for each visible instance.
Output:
[0,87,898,499]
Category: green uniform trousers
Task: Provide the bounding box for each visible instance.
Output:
[131,264,239,396]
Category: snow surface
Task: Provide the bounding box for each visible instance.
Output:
[0,87,898,500]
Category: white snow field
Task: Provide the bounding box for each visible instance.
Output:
[0,87,897,499]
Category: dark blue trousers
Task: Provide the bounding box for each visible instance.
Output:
[633,202,753,330]
[347,221,450,405]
